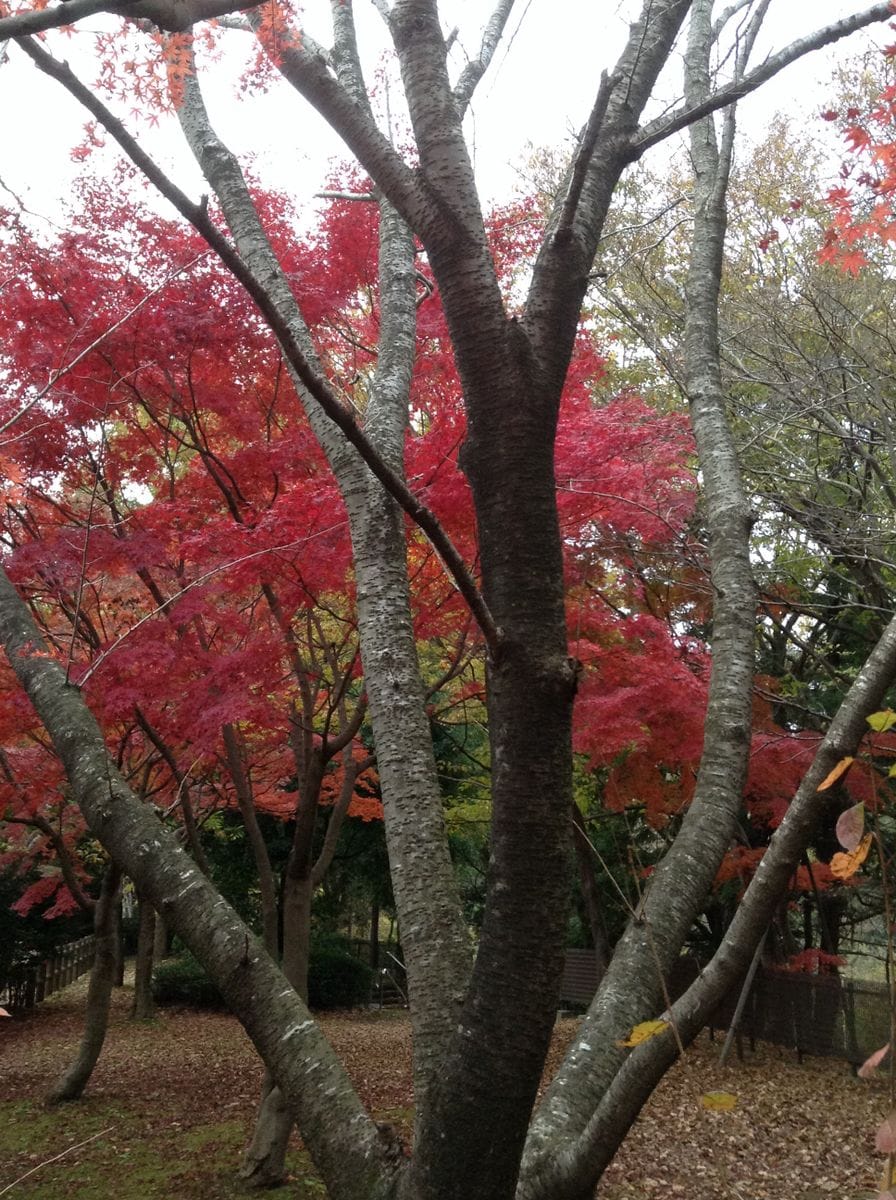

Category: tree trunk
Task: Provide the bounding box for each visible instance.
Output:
[112,894,125,986]
[153,912,170,963]
[131,891,156,1021]
[174,76,473,1117]
[47,863,122,1104]
[240,873,313,1188]
[0,564,398,1199]
[571,803,610,979]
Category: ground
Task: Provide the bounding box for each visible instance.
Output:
[0,976,888,1198]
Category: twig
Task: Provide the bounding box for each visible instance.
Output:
[0,1127,115,1195]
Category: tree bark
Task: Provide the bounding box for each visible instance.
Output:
[173,64,473,1119]
[153,912,170,963]
[47,863,122,1104]
[523,0,764,1183]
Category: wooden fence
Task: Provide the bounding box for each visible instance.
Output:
[1,936,96,1012]
[560,948,890,1066]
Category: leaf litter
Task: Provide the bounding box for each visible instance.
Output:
[0,976,886,1198]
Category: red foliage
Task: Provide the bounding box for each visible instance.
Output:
[782,949,845,975]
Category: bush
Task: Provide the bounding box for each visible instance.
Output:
[152,953,225,1009]
[308,945,372,1010]
[150,944,372,1011]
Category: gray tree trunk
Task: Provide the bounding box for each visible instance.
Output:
[47,864,122,1104]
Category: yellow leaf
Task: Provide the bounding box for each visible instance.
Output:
[817,757,854,792]
[868,709,896,733]
[617,1020,668,1048]
[830,833,873,881]
[700,1091,737,1111]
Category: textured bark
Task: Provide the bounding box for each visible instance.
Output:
[153,912,170,963]
[173,62,472,1114]
[131,891,156,1021]
[47,864,121,1104]
[522,3,761,1186]
[0,565,399,1200]
[240,1073,294,1189]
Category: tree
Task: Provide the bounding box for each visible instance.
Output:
[2,4,896,1200]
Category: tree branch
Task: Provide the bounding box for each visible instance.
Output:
[552,69,620,246]
[0,0,260,39]
[631,1,895,161]
[243,5,430,233]
[452,0,517,118]
[550,608,896,1196]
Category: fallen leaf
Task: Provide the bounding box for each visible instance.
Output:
[876,1110,896,1154]
[617,1020,668,1048]
[700,1091,737,1111]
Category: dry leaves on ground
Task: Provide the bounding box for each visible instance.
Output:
[0,978,886,1199]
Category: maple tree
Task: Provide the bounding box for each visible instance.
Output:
[3,4,896,1200]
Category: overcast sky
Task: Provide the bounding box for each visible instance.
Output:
[0,0,888,228]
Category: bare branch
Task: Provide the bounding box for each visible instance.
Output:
[242,6,429,232]
[0,0,260,39]
[711,0,755,44]
[452,0,517,117]
[315,189,376,201]
[632,1,895,161]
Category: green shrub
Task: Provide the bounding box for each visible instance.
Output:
[150,944,372,1011]
[152,953,225,1009]
[308,945,372,1010]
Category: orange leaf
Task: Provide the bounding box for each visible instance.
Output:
[817,756,854,792]
[830,834,872,880]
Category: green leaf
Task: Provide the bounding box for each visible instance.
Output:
[867,709,896,733]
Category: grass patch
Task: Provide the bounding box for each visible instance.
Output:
[0,1100,323,1199]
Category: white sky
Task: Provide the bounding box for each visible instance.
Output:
[0,0,889,228]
